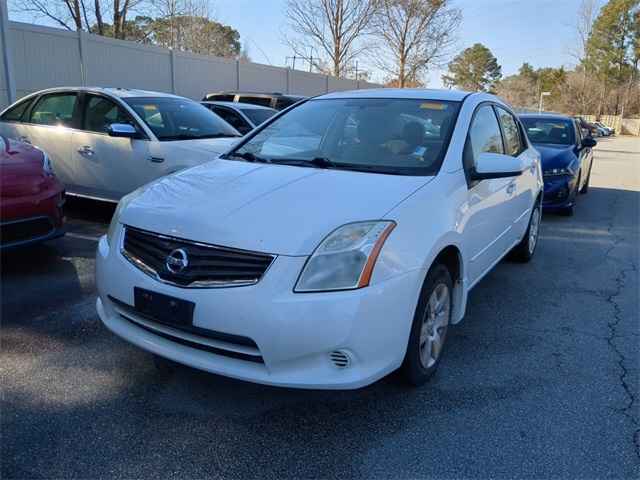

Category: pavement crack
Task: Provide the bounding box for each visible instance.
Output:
[601,192,639,459]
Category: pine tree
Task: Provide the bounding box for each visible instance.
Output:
[442,43,502,92]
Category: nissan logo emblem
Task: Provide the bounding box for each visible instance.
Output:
[165,248,188,274]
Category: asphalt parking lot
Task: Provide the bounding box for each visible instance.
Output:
[1,136,638,479]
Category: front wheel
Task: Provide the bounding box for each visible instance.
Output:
[580,165,592,194]
[401,264,453,386]
[511,202,541,262]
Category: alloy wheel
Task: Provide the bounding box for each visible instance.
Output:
[528,206,541,254]
[419,283,450,369]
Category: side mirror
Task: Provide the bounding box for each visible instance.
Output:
[581,137,597,148]
[470,152,525,181]
[108,123,139,139]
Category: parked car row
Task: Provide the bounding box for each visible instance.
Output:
[574,115,615,137]
[0,86,597,391]
[520,113,596,216]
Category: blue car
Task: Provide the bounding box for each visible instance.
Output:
[520,114,596,216]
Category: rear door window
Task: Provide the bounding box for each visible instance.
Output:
[83,95,134,134]
[29,93,78,128]
[212,106,251,134]
[238,96,273,108]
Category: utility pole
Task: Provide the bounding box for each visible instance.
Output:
[539,91,551,113]
[286,56,298,70]
[287,52,315,74]
[0,0,15,105]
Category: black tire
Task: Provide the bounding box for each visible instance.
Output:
[561,174,581,215]
[511,202,541,262]
[152,354,177,375]
[580,166,591,194]
[560,204,575,216]
[401,264,453,386]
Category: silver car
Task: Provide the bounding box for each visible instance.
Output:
[201,101,277,135]
[0,87,241,202]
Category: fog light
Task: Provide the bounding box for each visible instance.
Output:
[329,350,352,369]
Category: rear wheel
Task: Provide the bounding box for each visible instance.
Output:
[402,264,453,386]
[511,202,541,262]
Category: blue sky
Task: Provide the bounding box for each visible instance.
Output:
[216,0,591,86]
[11,0,594,87]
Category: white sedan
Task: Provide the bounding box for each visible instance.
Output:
[0,88,241,202]
[96,88,543,389]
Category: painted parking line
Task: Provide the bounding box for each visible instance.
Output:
[65,232,101,242]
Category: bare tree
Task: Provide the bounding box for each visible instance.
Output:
[576,0,600,62]
[371,0,460,87]
[284,0,378,78]
[12,0,143,38]
[12,0,84,31]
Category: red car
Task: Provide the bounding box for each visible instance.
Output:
[0,135,65,249]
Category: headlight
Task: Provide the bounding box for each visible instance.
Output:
[294,221,396,292]
[36,149,54,176]
[106,193,134,246]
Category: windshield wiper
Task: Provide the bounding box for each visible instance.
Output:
[195,133,242,139]
[225,151,271,163]
[267,157,337,169]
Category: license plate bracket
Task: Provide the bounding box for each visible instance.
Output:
[134,287,195,327]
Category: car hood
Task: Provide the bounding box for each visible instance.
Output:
[168,137,240,155]
[533,144,577,170]
[120,160,432,256]
[0,137,51,197]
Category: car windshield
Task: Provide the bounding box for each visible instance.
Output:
[124,97,241,141]
[230,98,460,176]
[521,118,575,145]
[240,107,277,126]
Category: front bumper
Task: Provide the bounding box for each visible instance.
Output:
[542,175,577,209]
[0,191,65,250]
[96,234,423,389]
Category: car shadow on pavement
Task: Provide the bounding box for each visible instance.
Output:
[2,187,638,478]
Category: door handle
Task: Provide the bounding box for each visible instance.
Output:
[78,145,94,156]
[149,156,164,163]
[506,182,516,195]
[19,136,31,144]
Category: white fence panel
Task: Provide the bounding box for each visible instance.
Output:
[174,52,237,100]
[328,77,358,92]
[0,21,382,109]
[239,63,287,93]
[291,71,327,96]
[9,22,81,99]
[358,81,381,90]
[84,34,172,92]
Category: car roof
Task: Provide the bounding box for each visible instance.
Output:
[519,113,575,122]
[209,91,305,99]
[201,100,276,111]
[22,87,183,99]
[316,88,472,102]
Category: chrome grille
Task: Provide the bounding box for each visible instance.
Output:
[121,226,274,288]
